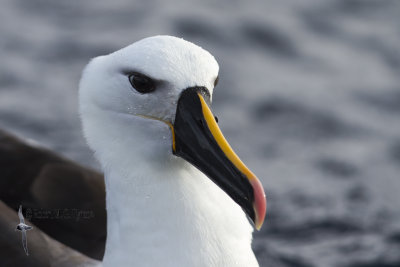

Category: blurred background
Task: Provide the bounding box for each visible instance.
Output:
[1,0,399,266]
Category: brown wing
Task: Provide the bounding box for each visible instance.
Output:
[0,129,106,261]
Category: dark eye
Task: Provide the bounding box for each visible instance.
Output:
[214,76,219,87]
[128,72,155,94]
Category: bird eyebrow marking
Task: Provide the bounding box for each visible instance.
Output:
[121,69,154,80]
[121,69,167,86]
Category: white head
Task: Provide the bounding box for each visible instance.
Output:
[79,35,265,231]
[79,36,218,166]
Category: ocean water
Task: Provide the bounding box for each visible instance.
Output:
[1,0,399,266]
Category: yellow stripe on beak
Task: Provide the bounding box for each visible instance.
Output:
[197,93,266,229]
[198,94,256,181]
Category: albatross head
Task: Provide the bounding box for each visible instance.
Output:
[79,35,266,231]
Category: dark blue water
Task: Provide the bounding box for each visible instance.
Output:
[1,0,399,266]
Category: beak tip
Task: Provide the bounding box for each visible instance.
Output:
[254,209,266,231]
[250,177,267,231]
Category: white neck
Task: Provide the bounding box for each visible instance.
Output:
[83,111,258,266]
[101,161,258,267]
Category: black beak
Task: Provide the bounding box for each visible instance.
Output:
[172,87,266,230]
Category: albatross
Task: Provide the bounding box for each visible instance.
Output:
[0,35,266,266]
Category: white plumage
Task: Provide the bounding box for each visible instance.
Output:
[79,35,261,267]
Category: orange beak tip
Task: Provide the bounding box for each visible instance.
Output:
[250,177,267,231]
